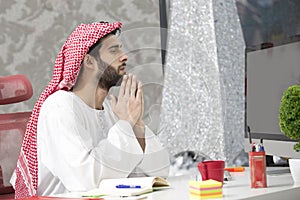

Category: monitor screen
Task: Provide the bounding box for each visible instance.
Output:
[245,40,300,158]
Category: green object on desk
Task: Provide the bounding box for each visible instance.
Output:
[81,194,106,198]
[279,84,300,152]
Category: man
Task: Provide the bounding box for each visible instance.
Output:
[12,22,170,198]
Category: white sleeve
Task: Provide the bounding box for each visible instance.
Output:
[102,98,170,178]
[131,126,170,178]
[93,120,145,179]
[38,109,144,192]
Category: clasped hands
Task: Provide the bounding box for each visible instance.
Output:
[110,74,144,128]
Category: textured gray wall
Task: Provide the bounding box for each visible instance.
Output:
[0,0,163,132]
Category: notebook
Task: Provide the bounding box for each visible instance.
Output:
[81,176,170,198]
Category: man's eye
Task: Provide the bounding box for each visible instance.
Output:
[110,48,118,53]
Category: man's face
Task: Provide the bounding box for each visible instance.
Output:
[99,35,127,76]
[97,35,128,89]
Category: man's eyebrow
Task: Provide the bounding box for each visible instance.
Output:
[108,44,122,49]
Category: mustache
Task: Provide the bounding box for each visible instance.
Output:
[118,63,126,70]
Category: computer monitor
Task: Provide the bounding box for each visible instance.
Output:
[245,41,300,159]
[236,0,300,159]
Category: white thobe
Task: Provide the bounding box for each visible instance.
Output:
[35,90,170,196]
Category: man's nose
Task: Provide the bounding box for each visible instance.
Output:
[119,52,128,62]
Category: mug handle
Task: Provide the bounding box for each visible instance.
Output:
[198,163,208,180]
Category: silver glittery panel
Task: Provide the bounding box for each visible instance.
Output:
[213,0,246,164]
[159,0,245,165]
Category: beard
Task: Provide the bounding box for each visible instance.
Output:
[98,62,124,91]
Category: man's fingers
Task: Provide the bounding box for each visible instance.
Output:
[141,88,144,106]
[125,74,132,97]
[118,75,127,96]
[136,81,143,100]
[131,75,137,97]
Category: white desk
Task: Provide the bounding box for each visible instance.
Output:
[57,167,300,200]
[146,167,300,200]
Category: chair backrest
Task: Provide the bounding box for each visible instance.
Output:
[0,74,33,105]
[0,74,33,196]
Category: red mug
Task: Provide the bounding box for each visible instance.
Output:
[198,160,225,183]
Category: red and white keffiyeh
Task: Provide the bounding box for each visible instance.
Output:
[15,21,122,199]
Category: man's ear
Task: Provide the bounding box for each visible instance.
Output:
[83,54,96,69]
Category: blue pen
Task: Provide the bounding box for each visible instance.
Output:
[260,138,265,152]
[116,184,141,188]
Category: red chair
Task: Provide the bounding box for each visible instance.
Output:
[0,74,33,199]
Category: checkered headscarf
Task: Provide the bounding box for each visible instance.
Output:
[15,21,122,199]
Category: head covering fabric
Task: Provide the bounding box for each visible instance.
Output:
[15,21,122,199]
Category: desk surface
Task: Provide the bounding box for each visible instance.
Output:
[148,167,300,200]
[15,167,300,200]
